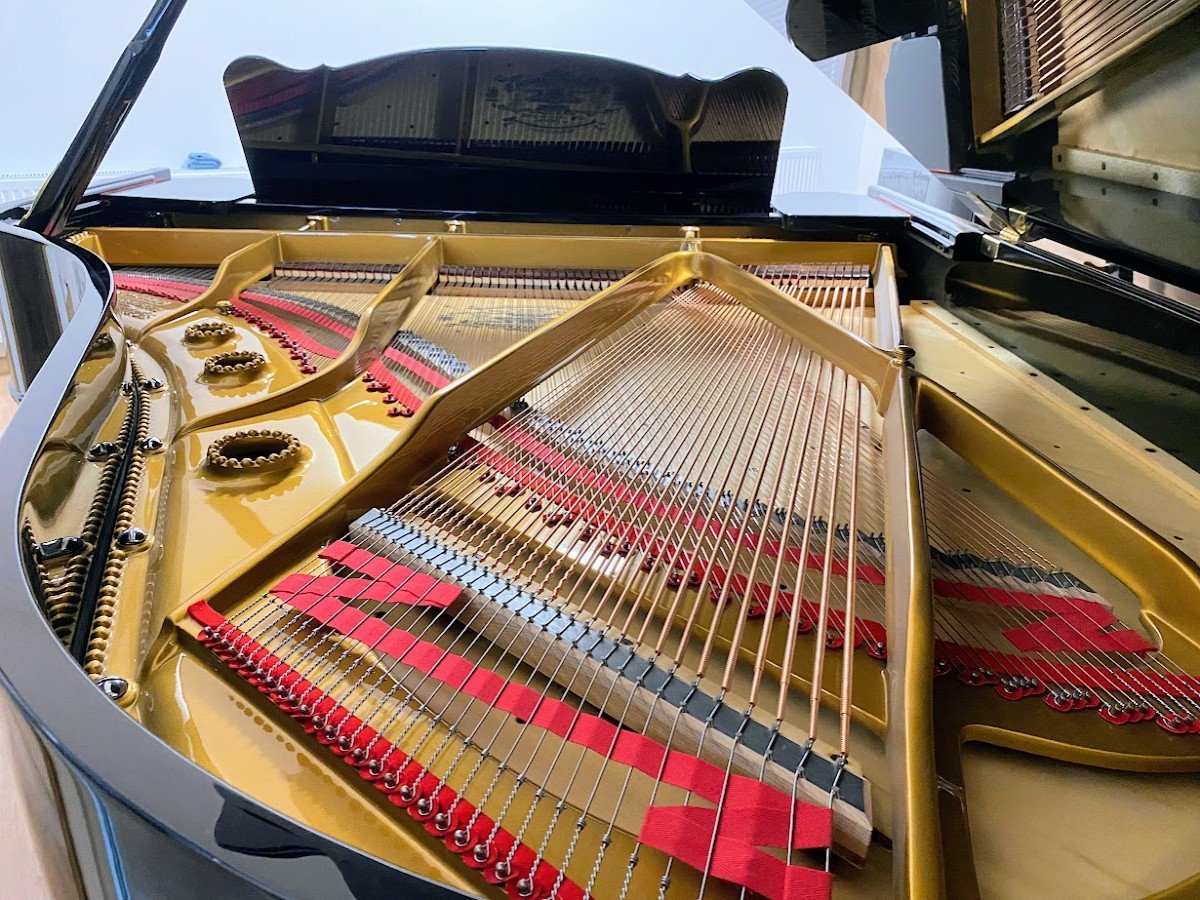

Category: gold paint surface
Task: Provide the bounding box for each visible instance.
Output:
[22,224,1199,898]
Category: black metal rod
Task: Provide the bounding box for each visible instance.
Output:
[21,0,189,237]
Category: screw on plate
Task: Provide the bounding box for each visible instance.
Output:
[137,437,165,453]
[97,677,129,701]
[116,527,149,548]
[88,441,120,461]
[141,377,165,392]
[33,536,85,561]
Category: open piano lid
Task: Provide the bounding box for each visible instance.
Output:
[225,47,788,218]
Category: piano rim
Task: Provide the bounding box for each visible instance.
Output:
[0,235,477,899]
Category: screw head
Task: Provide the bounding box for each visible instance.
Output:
[88,441,120,461]
[138,437,165,453]
[116,527,148,548]
[141,378,165,392]
[34,536,85,560]
[97,677,129,700]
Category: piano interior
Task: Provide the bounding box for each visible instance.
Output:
[18,219,1197,899]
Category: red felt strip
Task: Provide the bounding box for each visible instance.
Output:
[113,275,207,302]
[188,601,583,900]
[934,639,1200,699]
[383,347,451,389]
[271,573,460,609]
[934,577,1154,654]
[240,290,358,340]
[267,591,835,898]
[231,298,343,359]
[640,802,833,900]
[281,592,835,817]
[366,360,425,411]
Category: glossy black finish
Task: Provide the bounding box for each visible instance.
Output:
[945,240,1200,471]
[0,232,470,899]
[227,49,787,217]
[20,0,188,237]
[1004,171,1200,295]
[0,228,63,390]
[784,0,937,61]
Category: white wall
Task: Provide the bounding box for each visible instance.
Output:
[2,0,900,195]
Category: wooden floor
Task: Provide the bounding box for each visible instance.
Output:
[0,355,82,898]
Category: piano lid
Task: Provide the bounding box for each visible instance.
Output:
[224,48,788,218]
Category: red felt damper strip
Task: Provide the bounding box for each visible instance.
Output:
[935,640,1200,700]
[113,275,207,302]
[640,794,833,900]
[241,290,358,340]
[266,542,461,609]
[366,360,425,411]
[187,601,583,900]
[933,578,1153,654]
[383,346,451,389]
[231,298,343,359]
[280,592,835,897]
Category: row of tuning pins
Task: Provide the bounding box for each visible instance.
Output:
[274,262,407,283]
[436,265,627,297]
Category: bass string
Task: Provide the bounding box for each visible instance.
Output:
[815,414,1200,717]
[328,291,779,767]
[231,286,717,682]
[898,408,1199,710]
[815,427,1182,716]
[223,271,864,892]
[429,295,806,868]
[238,286,772,753]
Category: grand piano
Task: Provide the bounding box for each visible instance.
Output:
[1,1,1198,897]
